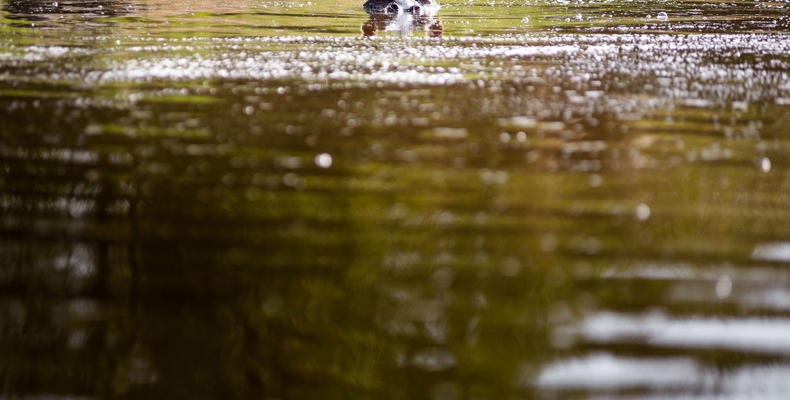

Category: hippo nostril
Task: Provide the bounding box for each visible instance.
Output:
[409,5,420,13]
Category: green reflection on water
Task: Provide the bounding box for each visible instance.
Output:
[2,0,790,398]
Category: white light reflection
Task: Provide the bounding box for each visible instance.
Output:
[635,203,651,221]
[538,354,790,399]
[575,311,790,354]
[314,152,333,168]
[599,262,790,311]
[536,353,702,390]
[761,157,772,173]
[752,242,790,262]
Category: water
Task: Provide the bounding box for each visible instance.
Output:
[2,0,790,398]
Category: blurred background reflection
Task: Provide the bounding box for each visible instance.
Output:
[2,0,790,398]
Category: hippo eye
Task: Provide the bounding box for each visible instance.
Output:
[388,3,398,12]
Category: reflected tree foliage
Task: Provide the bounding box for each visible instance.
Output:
[0,79,561,398]
[5,1,788,396]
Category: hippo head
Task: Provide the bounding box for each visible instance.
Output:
[363,0,440,17]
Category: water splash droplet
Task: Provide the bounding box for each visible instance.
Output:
[761,157,771,173]
[315,152,333,168]
[635,203,651,221]
[716,275,733,300]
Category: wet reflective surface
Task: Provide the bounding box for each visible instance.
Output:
[2,0,790,398]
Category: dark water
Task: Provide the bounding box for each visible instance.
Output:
[2,0,790,398]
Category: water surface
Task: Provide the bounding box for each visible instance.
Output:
[2,0,790,398]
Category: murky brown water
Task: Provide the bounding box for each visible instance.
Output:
[2,0,790,398]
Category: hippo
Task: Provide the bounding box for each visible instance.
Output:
[361,0,442,36]
[363,0,440,16]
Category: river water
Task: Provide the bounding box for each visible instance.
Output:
[2,0,790,398]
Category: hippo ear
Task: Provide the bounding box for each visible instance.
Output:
[428,20,443,37]
[362,19,377,36]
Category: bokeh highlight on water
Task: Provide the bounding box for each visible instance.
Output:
[2,0,790,398]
